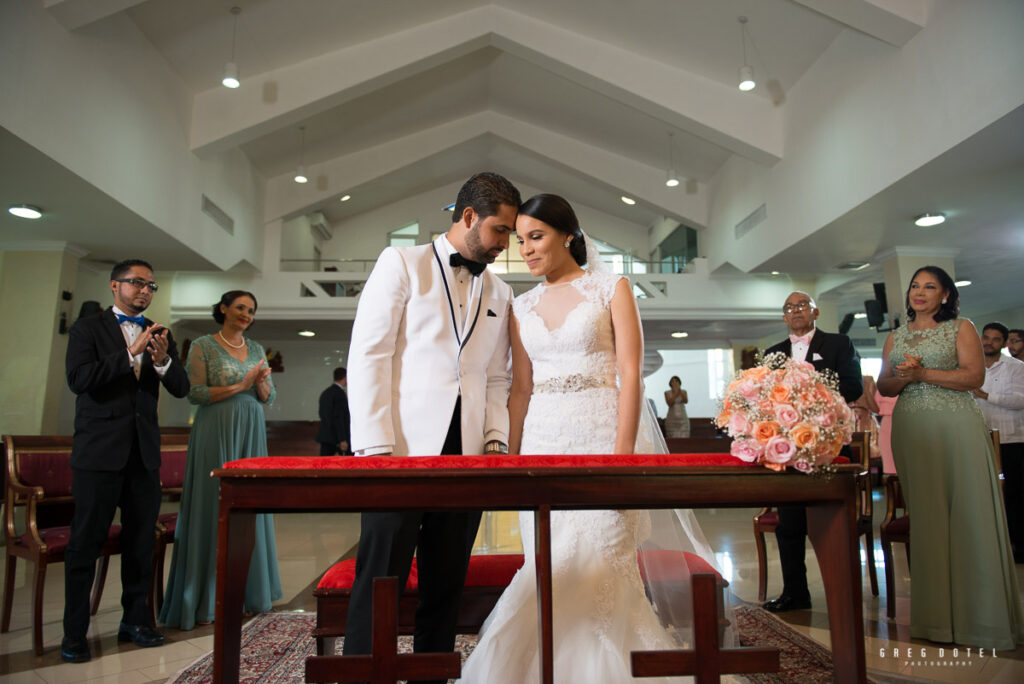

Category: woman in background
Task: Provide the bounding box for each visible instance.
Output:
[159,290,282,630]
[663,375,690,438]
[878,266,1021,648]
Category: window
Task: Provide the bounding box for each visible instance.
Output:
[389,223,419,247]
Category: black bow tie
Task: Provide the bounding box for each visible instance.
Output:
[450,252,485,276]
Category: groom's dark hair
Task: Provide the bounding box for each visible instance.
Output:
[452,172,521,222]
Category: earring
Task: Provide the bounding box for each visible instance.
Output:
[942,298,947,304]
[564,240,571,248]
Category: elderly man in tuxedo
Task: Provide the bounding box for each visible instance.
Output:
[762,291,863,613]
[316,366,351,455]
[62,259,189,662]
[343,172,519,682]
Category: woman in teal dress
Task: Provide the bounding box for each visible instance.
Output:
[159,290,282,630]
[878,266,1022,650]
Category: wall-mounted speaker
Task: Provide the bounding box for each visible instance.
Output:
[864,299,885,328]
[872,283,888,313]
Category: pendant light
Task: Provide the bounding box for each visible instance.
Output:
[737,17,755,92]
[294,126,308,184]
[222,7,242,89]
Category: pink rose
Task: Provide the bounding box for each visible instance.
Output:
[796,360,815,372]
[731,439,764,463]
[738,379,760,401]
[764,435,796,465]
[794,460,813,473]
[774,404,800,428]
[814,410,837,428]
[728,412,751,436]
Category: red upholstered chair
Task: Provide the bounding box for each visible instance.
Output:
[753,431,878,602]
[1,435,121,655]
[152,439,189,612]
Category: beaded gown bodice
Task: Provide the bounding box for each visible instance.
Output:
[889,319,979,414]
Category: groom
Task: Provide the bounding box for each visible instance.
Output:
[343,172,519,681]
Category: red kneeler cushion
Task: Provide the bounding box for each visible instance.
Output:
[317,550,719,593]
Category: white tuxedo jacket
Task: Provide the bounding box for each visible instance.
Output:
[348,237,513,456]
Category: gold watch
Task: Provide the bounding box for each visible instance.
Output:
[484,440,508,455]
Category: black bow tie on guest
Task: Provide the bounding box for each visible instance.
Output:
[449,252,486,276]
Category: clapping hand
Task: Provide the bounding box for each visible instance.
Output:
[147,328,170,365]
[894,354,924,382]
[129,323,165,358]
[243,359,271,388]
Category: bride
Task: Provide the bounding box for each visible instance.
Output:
[457,194,723,683]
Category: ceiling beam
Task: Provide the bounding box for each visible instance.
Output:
[43,0,149,31]
[261,111,710,228]
[791,0,927,46]
[190,5,781,165]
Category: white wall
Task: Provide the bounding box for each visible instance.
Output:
[644,349,733,420]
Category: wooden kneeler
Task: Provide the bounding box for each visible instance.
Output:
[632,574,780,682]
[305,577,461,684]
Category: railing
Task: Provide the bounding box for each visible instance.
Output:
[280,256,694,276]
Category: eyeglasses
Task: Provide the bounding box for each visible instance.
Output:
[115,278,159,292]
[783,301,812,314]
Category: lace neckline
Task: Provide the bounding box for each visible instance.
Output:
[541,270,588,288]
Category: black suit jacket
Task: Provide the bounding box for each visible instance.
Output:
[65,308,190,471]
[316,383,350,445]
[764,329,863,403]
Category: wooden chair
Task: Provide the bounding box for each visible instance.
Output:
[1,435,120,655]
[879,474,908,619]
[879,430,1000,619]
[754,431,878,602]
[152,438,190,612]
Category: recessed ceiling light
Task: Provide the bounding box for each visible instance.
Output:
[670,331,689,338]
[298,330,315,337]
[954,280,971,287]
[854,313,867,319]
[339,194,351,202]
[620,196,636,205]
[769,271,781,276]
[8,204,43,219]
[914,212,946,227]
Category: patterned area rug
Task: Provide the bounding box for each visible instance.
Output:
[169,607,841,683]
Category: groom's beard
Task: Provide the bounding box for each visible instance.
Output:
[465,222,500,263]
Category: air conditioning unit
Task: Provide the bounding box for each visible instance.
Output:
[309,212,333,241]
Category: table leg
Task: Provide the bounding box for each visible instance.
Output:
[534,505,553,684]
[212,509,256,684]
[807,499,866,684]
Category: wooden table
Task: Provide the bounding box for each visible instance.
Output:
[212,457,866,683]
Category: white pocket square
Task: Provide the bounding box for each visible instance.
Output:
[812,353,824,361]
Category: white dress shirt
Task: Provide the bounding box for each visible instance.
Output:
[976,355,1024,444]
[438,234,481,331]
[112,306,171,378]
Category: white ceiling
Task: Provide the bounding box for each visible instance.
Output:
[4,0,1022,347]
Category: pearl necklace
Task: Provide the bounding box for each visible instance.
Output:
[218,331,246,349]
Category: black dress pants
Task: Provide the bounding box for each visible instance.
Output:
[63,437,161,639]
[1002,442,1024,560]
[342,398,482,684]
[774,504,811,600]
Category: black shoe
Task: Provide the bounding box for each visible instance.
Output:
[117,622,165,647]
[61,637,91,663]
[762,594,812,612]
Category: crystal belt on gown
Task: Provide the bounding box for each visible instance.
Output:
[532,373,616,394]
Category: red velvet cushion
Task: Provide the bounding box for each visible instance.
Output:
[637,550,722,581]
[464,554,524,586]
[158,512,178,536]
[227,453,752,471]
[17,452,75,495]
[884,516,909,535]
[318,558,418,591]
[15,524,120,552]
[756,511,779,527]
[159,449,188,488]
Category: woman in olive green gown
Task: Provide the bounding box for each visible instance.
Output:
[159,291,282,630]
[878,266,1022,650]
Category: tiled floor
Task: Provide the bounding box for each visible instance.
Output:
[1,492,1022,682]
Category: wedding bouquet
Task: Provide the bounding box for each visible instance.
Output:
[716,352,854,473]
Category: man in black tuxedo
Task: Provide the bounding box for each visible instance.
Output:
[61,259,190,662]
[316,367,351,455]
[762,291,863,613]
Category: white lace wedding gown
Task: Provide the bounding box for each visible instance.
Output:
[458,271,706,684]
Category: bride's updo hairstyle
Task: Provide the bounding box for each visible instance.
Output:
[518,194,587,267]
